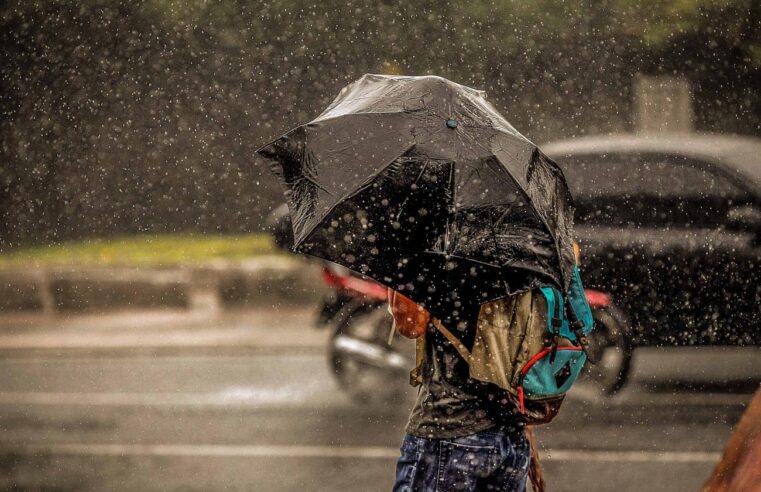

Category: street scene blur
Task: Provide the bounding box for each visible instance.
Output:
[2,1,761,491]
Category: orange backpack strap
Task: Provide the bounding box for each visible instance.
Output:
[408,318,472,387]
[432,319,472,364]
[409,334,426,387]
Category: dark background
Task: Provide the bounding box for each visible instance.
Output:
[2,0,760,249]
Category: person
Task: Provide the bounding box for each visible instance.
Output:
[389,288,544,492]
[389,244,591,491]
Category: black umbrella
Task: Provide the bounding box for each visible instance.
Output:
[256,74,576,320]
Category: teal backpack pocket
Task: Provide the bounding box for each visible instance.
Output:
[520,347,587,396]
[515,346,587,413]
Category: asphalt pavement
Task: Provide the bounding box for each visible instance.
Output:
[0,309,758,491]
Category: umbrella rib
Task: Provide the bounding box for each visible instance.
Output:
[299,175,333,196]
[420,250,501,269]
[414,159,431,184]
[425,248,555,282]
[456,163,506,262]
[312,109,433,127]
[456,126,496,158]
[446,160,456,254]
[488,208,511,260]
[394,159,432,222]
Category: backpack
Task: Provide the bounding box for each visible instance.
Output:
[422,265,595,425]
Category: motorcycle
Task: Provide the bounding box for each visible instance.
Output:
[322,263,633,404]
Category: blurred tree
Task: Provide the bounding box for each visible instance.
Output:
[620,0,761,134]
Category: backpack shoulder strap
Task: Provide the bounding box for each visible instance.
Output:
[432,319,472,363]
[409,334,426,387]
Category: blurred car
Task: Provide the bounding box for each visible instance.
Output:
[543,134,761,347]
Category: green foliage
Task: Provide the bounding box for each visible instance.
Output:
[615,0,760,49]
[0,234,279,268]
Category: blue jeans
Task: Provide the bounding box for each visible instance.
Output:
[392,427,530,492]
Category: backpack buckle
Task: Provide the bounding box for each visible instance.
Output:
[572,326,598,364]
[409,366,424,387]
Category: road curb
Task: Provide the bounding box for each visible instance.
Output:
[0,256,327,314]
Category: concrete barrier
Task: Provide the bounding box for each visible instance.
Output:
[219,257,325,309]
[0,274,46,312]
[0,256,327,314]
[51,270,189,312]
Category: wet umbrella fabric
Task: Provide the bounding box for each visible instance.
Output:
[256,74,576,320]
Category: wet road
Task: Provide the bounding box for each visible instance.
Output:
[0,310,758,491]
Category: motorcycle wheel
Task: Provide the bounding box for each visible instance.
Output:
[329,304,412,405]
[580,305,633,395]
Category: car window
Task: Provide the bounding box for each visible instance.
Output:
[559,153,752,227]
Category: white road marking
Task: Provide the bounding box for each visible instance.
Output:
[0,389,748,408]
[0,389,346,408]
[0,325,325,350]
[542,449,720,463]
[2,443,721,463]
[568,385,752,407]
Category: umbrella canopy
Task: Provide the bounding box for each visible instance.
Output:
[256,74,576,319]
